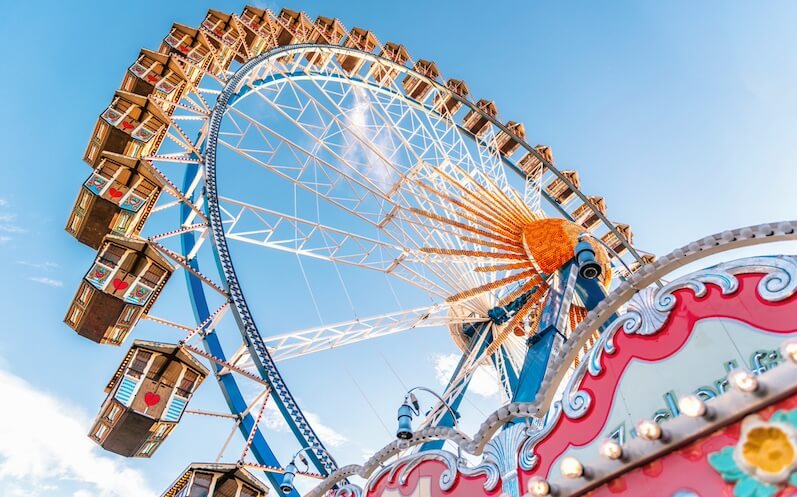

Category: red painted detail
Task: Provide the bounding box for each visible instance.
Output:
[366,459,503,497]
[144,391,160,407]
[520,273,797,486]
[112,278,129,291]
[108,188,123,199]
[120,121,134,130]
[146,74,159,82]
[583,395,797,496]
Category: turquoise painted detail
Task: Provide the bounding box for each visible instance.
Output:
[115,377,137,406]
[708,408,797,497]
[164,397,187,422]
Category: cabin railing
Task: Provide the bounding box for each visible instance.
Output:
[128,61,178,95]
[84,259,117,290]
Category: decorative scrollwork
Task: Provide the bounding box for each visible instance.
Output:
[586,256,797,377]
[332,483,363,497]
[519,401,563,471]
[367,449,500,494]
[483,423,529,496]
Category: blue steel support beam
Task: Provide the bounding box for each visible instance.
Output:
[421,322,493,451]
[512,263,577,403]
[180,165,296,495]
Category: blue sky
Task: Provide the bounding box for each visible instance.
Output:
[1,1,797,496]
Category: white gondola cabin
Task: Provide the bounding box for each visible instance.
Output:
[402,59,440,101]
[494,121,525,156]
[122,49,188,108]
[338,27,378,74]
[371,42,409,85]
[83,90,169,167]
[545,170,581,205]
[161,463,269,497]
[433,79,469,117]
[66,152,162,249]
[601,223,633,257]
[65,236,173,345]
[89,341,208,458]
[462,99,498,137]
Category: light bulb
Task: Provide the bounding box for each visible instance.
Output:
[560,456,584,479]
[678,395,707,417]
[527,477,550,496]
[782,340,797,364]
[637,419,662,441]
[599,439,623,460]
[728,368,758,393]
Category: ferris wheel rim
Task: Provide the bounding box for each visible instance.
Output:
[185,41,640,476]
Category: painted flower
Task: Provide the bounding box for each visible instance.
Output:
[709,409,797,497]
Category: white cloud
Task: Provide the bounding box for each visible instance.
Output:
[0,368,156,497]
[259,400,347,447]
[17,261,59,270]
[28,277,63,288]
[0,201,24,237]
[433,353,500,398]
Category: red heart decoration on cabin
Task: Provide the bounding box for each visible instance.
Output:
[108,188,123,199]
[146,74,159,82]
[121,121,135,130]
[179,45,190,53]
[112,278,129,291]
[144,392,160,406]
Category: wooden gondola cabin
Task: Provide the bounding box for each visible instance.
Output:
[518,145,554,182]
[238,6,280,57]
[462,99,498,138]
[160,23,214,79]
[161,463,269,497]
[433,79,469,117]
[65,236,173,345]
[571,195,607,232]
[545,169,581,205]
[275,8,313,46]
[371,42,409,85]
[494,121,525,156]
[89,341,208,458]
[402,59,440,101]
[66,152,163,249]
[601,223,633,257]
[338,27,378,74]
[122,49,188,109]
[83,90,170,167]
[200,10,244,67]
[305,16,346,66]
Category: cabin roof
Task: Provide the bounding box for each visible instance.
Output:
[100,234,175,272]
[161,463,269,497]
[105,340,209,393]
[99,151,162,184]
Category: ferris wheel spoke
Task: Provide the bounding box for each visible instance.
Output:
[257,305,486,362]
[222,103,395,221]
[217,196,402,269]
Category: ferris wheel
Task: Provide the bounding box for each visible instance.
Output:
[62,6,654,496]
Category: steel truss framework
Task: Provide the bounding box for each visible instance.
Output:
[78,9,651,494]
